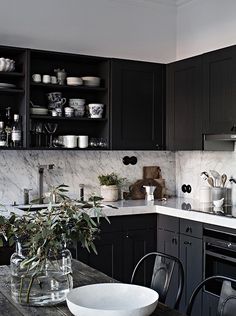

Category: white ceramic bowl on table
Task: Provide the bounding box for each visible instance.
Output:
[66,283,159,316]
[81,76,101,87]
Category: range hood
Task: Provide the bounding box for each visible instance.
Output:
[204,134,236,151]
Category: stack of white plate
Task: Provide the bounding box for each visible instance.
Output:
[67,77,83,86]
[30,108,48,115]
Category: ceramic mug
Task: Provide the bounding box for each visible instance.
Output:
[50,76,57,84]
[47,92,63,103]
[64,107,74,117]
[43,75,51,84]
[78,135,88,148]
[88,103,104,118]
[63,135,77,148]
[32,74,41,83]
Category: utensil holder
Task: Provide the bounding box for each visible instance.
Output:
[211,187,226,201]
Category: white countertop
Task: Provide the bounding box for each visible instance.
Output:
[1,198,236,230]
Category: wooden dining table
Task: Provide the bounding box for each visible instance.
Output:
[0,260,185,316]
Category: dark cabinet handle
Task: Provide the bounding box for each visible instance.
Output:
[172,238,177,245]
[184,241,192,246]
[125,234,129,239]
[156,144,160,149]
[186,226,192,233]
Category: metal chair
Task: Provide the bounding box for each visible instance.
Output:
[186,275,236,316]
[131,251,184,310]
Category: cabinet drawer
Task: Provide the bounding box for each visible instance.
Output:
[158,214,179,233]
[180,219,202,238]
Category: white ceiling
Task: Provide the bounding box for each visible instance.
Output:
[124,0,194,7]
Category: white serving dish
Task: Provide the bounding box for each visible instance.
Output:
[67,77,83,86]
[30,108,48,115]
[66,283,159,316]
[81,76,100,87]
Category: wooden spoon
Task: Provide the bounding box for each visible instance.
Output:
[207,177,214,187]
[221,174,227,187]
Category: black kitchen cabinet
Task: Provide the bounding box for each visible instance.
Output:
[202,292,218,316]
[77,214,157,283]
[111,59,165,150]
[166,56,203,150]
[157,229,179,308]
[179,235,202,316]
[203,46,236,134]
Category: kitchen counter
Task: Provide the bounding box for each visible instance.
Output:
[1,197,236,230]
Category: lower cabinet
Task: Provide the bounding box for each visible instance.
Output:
[179,235,202,316]
[77,214,157,283]
[202,292,219,316]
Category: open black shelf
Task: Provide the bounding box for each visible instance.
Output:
[0,72,24,77]
[31,82,107,91]
[30,115,107,121]
[0,88,24,94]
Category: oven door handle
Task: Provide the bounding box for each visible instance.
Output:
[205,250,236,264]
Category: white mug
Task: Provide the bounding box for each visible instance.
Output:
[63,135,77,148]
[50,76,57,84]
[32,74,41,83]
[78,135,88,148]
[43,74,51,84]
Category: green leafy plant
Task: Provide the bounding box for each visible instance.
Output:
[0,184,109,303]
[98,172,126,186]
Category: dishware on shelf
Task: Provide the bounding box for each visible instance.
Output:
[69,99,85,117]
[66,283,159,316]
[30,108,48,115]
[42,74,51,84]
[34,122,44,147]
[69,98,85,107]
[64,106,74,118]
[81,76,101,87]
[54,68,67,85]
[88,103,104,118]
[32,74,41,83]
[44,123,58,148]
[62,135,77,148]
[0,58,15,72]
[0,82,16,89]
[89,137,107,148]
[50,76,57,84]
[78,135,88,148]
[67,77,83,86]
[47,92,65,103]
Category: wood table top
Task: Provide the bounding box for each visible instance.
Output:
[0,260,185,316]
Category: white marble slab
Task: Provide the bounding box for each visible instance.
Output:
[0,150,175,205]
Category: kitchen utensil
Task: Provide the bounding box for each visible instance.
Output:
[67,77,83,86]
[213,198,224,207]
[221,174,227,187]
[207,177,214,187]
[44,123,58,148]
[88,103,104,118]
[81,76,101,87]
[78,135,88,148]
[210,170,221,186]
[200,171,209,180]
[32,74,41,83]
[66,283,159,316]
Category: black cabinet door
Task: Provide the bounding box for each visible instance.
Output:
[179,235,203,316]
[77,231,123,281]
[203,46,236,133]
[111,59,165,150]
[123,228,157,284]
[166,56,203,150]
[157,229,179,308]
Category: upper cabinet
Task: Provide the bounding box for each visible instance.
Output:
[110,59,165,150]
[203,46,236,134]
[166,56,203,150]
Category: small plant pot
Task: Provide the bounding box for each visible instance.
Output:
[101,185,119,202]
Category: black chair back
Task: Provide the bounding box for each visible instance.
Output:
[186,275,236,316]
[131,251,184,310]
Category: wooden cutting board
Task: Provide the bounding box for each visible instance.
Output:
[143,166,162,179]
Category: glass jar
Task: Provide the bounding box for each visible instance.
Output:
[10,240,73,306]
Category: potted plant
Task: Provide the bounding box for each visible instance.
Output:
[98,173,126,202]
[0,184,108,306]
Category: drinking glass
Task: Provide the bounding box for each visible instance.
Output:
[44,123,58,148]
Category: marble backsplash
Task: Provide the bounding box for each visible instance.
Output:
[0,150,176,205]
[175,151,236,205]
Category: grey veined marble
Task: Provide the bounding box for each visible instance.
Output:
[0,150,176,204]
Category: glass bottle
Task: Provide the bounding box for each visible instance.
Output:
[5,107,12,147]
[12,114,22,147]
[0,121,7,147]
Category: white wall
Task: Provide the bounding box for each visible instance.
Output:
[0,0,176,63]
[176,0,236,60]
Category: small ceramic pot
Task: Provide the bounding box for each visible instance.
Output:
[88,103,104,118]
[100,185,119,202]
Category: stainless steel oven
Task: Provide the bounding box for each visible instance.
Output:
[203,227,236,296]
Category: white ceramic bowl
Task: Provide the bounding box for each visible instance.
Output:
[66,283,159,316]
[67,77,83,86]
[81,76,101,87]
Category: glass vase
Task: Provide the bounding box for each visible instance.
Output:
[10,241,73,306]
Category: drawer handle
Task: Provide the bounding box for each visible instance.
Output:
[186,226,192,233]
[184,241,192,246]
[172,238,177,245]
